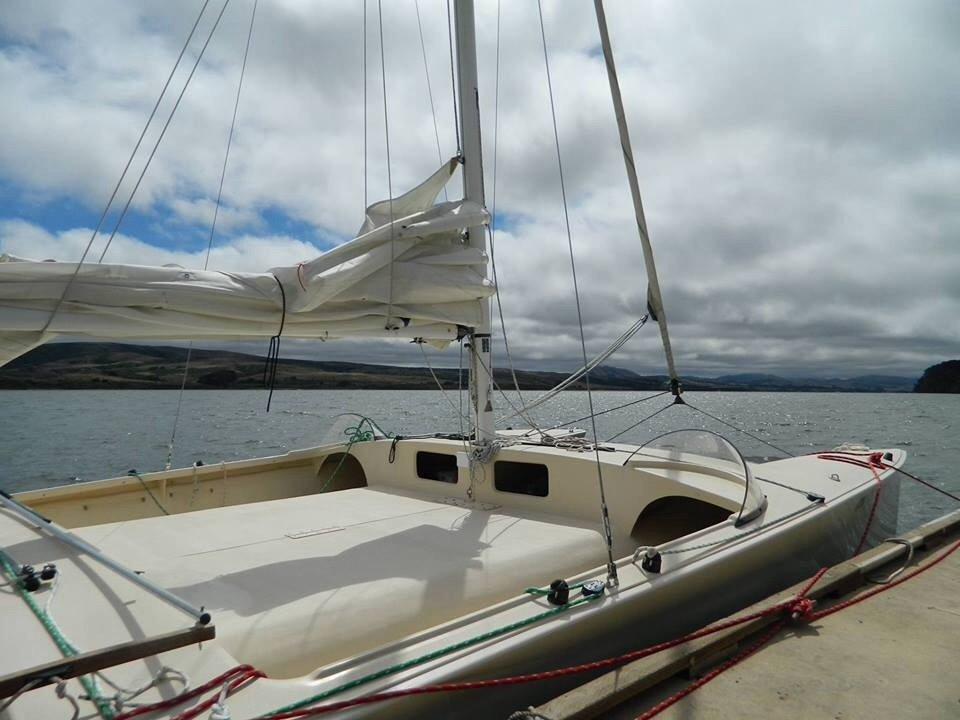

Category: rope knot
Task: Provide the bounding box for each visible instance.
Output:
[210,701,233,719]
[787,596,816,622]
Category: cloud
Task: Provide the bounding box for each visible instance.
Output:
[167,198,262,234]
[1,1,959,378]
[0,218,319,272]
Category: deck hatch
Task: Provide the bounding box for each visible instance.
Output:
[494,461,549,497]
[416,452,458,483]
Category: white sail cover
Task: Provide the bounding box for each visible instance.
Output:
[0,159,493,367]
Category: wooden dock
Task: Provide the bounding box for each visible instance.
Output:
[529,509,960,720]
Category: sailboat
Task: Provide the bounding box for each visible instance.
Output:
[0,2,902,718]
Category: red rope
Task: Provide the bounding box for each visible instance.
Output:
[635,620,786,720]
[853,464,883,555]
[815,452,886,555]
[171,669,266,720]
[113,665,262,720]
[113,536,957,720]
[263,570,830,719]
[810,538,960,622]
[636,538,960,719]
[265,535,960,720]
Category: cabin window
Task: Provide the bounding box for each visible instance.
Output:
[494,461,549,497]
[416,452,458,483]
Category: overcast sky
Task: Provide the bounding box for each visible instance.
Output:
[1,1,958,378]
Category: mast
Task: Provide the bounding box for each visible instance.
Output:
[594,0,682,398]
[453,0,495,441]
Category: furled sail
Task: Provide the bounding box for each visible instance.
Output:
[0,158,493,367]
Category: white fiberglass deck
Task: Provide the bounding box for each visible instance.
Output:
[74,487,609,677]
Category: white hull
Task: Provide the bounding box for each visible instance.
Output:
[0,436,902,719]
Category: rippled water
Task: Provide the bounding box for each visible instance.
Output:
[1,390,957,530]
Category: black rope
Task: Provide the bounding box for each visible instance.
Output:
[682,400,795,458]
[263,276,287,412]
[388,436,402,464]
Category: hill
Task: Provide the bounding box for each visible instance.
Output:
[0,343,917,392]
[914,360,960,393]
[0,343,671,391]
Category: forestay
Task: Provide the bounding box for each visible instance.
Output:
[0,158,493,367]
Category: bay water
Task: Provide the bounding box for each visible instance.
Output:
[1,390,957,531]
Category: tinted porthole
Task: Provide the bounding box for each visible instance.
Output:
[416,452,458,483]
[494,461,548,497]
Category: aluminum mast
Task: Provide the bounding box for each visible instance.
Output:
[453,0,495,441]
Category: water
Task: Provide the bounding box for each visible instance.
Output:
[1,390,957,531]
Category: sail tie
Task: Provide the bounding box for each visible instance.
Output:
[263,276,287,411]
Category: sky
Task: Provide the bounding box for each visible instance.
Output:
[0,0,958,379]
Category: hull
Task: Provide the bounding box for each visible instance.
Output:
[329,474,896,719]
[0,441,903,720]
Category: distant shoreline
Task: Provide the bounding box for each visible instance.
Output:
[0,343,918,393]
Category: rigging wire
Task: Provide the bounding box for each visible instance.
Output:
[362,0,368,209]
[505,314,649,419]
[534,389,671,435]
[536,0,618,586]
[445,0,461,156]
[205,0,258,269]
[96,0,232,264]
[36,0,213,338]
[611,401,677,447]
[682,400,796,458]
[414,0,448,201]
[418,342,470,424]
[167,0,258,467]
[487,0,527,409]
[377,0,397,330]
[471,350,543,433]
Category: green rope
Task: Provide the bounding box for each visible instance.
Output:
[317,416,381,493]
[344,423,376,443]
[259,592,602,718]
[0,549,116,719]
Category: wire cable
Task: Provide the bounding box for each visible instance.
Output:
[36,0,213,337]
[487,0,527,409]
[535,390,671,435]
[166,0,257,465]
[445,0,461,156]
[418,342,470,424]
[96,0,232,263]
[377,0,397,330]
[609,401,675,445]
[415,0,448,201]
[362,0,368,209]
[506,314,649,419]
[536,0,617,585]
[682,400,795,458]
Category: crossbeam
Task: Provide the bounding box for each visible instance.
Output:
[0,624,215,699]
